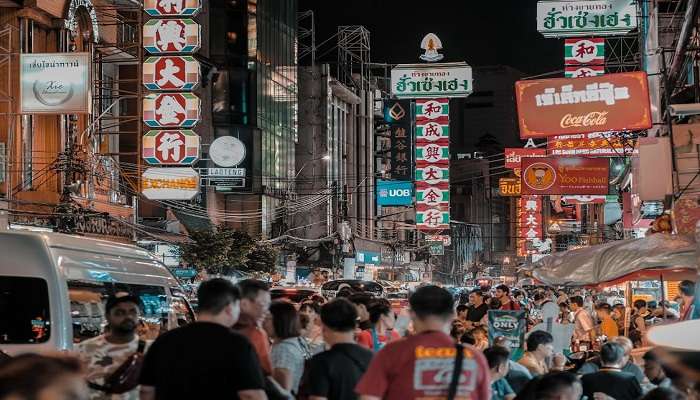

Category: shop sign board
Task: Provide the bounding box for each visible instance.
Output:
[19,53,91,114]
[416,182,449,206]
[515,72,652,138]
[391,62,472,99]
[143,93,200,128]
[142,130,200,165]
[141,167,199,200]
[521,157,609,195]
[428,242,444,256]
[416,121,449,141]
[536,0,638,38]
[384,100,414,180]
[548,132,635,156]
[425,234,452,246]
[143,56,200,91]
[144,0,202,17]
[416,207,450,231]
[376,180,414,206]
[209,136,246,167]
[504,148,547,169]
[143,18,201,54]
[518,195,543,257]
[564,38,604,65]
[564,65,605,78]
[499,178,522,196]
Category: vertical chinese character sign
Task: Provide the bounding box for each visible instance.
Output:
[415,98,450,232]
[384,100,413,181]
[564,38,604,78]
[518,195,542,257]
[141,1,203,200]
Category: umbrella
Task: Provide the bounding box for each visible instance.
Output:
[524,233,696,286]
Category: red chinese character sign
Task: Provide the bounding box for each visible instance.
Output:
[143,56,200,91]
[144,0,202,17]
[415,98,450,232]
[143,19,201,54]
[143,93,200,128]
[142,130,200,165]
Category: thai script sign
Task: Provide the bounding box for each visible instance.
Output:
[142,167,199,200]
[515,72,652,138]
[537,0,638,38]
[499,178,521,196]
[143,93,200,128]
[20,53,91,114]
[548,132,635,156]
[143,56,200,91]
[144,0,202,17]
[143,19,201,54]
[384,100,413,180]
[391,62,472,99]
[142,130,200,165]
[504,148,547,169]
[521,157,610,195]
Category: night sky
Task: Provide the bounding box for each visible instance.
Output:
[299,0,563,75]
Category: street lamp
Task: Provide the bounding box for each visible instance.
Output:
[295,154,330,179]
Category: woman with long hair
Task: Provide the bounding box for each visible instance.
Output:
[356,298,399,352]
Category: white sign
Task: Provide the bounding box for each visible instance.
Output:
[391,62,472,99]
[207,168,245,177]
[142,167,199,200]
[20,53,91,114]
[419,33,444,62]
[537,0,638,38]
[209,136,246,167]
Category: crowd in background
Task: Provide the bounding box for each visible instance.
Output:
[0,278,698,400]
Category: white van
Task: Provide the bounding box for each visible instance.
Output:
[0,230,195,355]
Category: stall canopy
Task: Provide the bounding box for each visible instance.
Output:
[524,234,696,286]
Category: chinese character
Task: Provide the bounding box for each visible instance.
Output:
[157,58,185,87]
[394,127,407,138]
[424,209,443,226]
[575,42,595,59]
[395,140,407,151]
[423,102,442,118]
[158,0,184,13]
[394,165,408,174]
[425,146,441,160]
[526,215,538,226]
[525,199,538,211]
[424,188,441,203]
[156,20,186,52]
[157,132,184,161]
[156,95,186,125]
[424,122,441,137]
[424,166,440,180]
[525,228,539,239]
[396,152,407,162]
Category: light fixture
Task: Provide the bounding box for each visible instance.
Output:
[321,154,330,161]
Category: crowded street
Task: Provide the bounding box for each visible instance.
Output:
[1,0,700,399]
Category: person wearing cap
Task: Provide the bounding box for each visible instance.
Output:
[679,280,696,321]
[75,294,147,400]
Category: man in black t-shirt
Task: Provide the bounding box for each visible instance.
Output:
[139,279,266,400]
[465,289,488,328]
[300,298,372,400]
[581,342,643,400]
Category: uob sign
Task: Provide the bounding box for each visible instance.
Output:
[377,180,414,206]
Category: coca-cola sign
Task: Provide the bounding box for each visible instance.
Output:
[515,72,652,138]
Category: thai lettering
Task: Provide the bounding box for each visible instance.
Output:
[535,82,630,107]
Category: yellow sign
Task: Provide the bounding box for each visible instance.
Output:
[499,178,521,196]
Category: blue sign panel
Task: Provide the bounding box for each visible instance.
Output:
[356,251,380,265]
[376,180,414,206]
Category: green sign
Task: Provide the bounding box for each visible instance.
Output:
[170,268,198,279]
[537,0,638,38]
[391,62,473,99]
[428,241,444,256]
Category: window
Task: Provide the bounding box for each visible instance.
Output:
[0,276,51,344]
[68,280,168,343]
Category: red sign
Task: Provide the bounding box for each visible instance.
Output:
[504,148,547,169]
[548,132,636,156]
[517,196,543,257]
[521,157,609,195]
[515,72,652,139]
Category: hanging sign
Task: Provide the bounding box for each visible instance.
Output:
[548,132,635,156]
[391,62,472,99]
[143,56,200,91]
[142,130,200,165]
[143,19,201,54]
[19,53,91,114]
[416,182,449,206]
[518,195,543,256]
[141,167,199,200]
[144,0,202,17]
[143,93,200,128]
[564,38,604,66]
[515,71,652,138]
[536,0,638,38]
[521,157,610,195]
[416,207,450,231]
[499,178,522,196]
[564,65,605,78]
[209,136,246,167]
[504,148,547,169]
[384,100,414,181]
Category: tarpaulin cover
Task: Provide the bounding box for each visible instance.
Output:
[525,234,696,286]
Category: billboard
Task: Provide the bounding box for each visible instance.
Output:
[141,167,199,200]
[391,62,472,99]
[20,53,91,114]
[504,148,547,169]
[515,72,652,139]
[548,132,635,156]
[521,157,609,195]
[376,180,414,206]
[536,0,638,38]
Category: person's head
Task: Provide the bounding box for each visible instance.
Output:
[569,295,583,310]
[633,299,648,311]
[483,346,511,380]
[299,301,321,325]
[495,284,510,300]
[488,297,502,310]
[558,289,566,296]
[197,278,241,327]
[104,294,140,337]
[600,342,626,368]
[595,302,612,319]
[513,290,525,302]
[643,350,668,384]
[559,301,570,312]
[264,300,301,340]
[348,292,373,323]
[533,292,546,305]
[367,298,395,329]
[545,287,555,296]
[469,289,484,306]
[612,303,625,318]
[408,286,454,331]
[472,326,487,343]
[319,298,357,343]
[534,372,583,400]
[640,387,687,400]
[0,354,88,400]
[526,330,554,359]
[680,280,695,298]
[237,279,271,322]
[456,304,469,319]
[450,320,466,342]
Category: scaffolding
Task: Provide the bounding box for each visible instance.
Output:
[336,25,371,91]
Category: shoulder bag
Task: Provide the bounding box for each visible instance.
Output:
[87,340,146,394]
[447,343,465,400]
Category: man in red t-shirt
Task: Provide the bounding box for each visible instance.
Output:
[355,286,491,400]
[495,284,521,311]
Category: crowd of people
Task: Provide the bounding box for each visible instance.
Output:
[0,278,698,400]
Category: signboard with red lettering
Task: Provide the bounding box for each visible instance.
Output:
[143,56,200,91]
[515,72,652,138]
[564,38,604,66]
[504,148,547,169]
[547,132,636,156]
[142,130,200,165]
[143,93,200,128]
[521,157,609,195]
[144,0,202,17]
[143,19,201,54]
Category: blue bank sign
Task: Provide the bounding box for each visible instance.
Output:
[376,180,414,206]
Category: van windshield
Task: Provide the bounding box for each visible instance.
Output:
[0,276,51,344]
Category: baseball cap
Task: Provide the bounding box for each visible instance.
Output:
[105,294,141,315]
